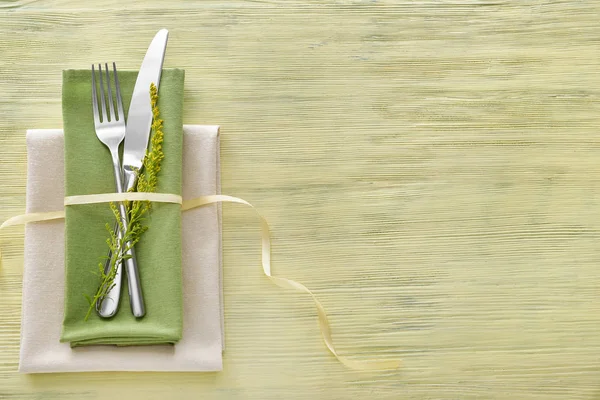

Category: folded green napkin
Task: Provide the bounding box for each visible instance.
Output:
[60,69,184,346]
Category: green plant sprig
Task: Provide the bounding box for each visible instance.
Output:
[84,83,164,321]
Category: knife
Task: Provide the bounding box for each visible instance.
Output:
[97,29,169,318]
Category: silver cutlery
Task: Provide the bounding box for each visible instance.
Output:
[97,29,168,318]
[92,62,145,318]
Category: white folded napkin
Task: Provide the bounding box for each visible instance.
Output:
[19,125,224,373]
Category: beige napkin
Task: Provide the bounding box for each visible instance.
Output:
[19,125,224,373]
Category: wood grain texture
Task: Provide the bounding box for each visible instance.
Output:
[2,1,600,398]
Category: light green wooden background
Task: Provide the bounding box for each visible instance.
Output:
[2,1,600,399]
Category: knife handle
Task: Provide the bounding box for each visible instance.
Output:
[99,202,146,318]
[97,168,145,318]
[122,168,146,318]
[123,245,145,317]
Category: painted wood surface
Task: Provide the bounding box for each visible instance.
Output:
[1,1,600,399]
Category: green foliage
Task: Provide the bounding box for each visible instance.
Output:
[84,83,164,321]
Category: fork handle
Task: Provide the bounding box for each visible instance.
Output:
[98,213,145,317]
[96,225,124,318]
[107,152,145,318]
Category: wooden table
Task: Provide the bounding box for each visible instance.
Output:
[2,1,600,399]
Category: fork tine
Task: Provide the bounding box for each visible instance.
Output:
[105,63,116,122]
[91,65,100,126]
[97,63,107,123]
[112,62,124,122]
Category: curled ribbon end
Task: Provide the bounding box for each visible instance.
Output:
[336,354,401,371]
[360,360,401,371]
[200,195,402,372]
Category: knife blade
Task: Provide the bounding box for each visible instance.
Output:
[123,28,169,175]
[97,29,169,319]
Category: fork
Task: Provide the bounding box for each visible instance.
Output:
[92,62,145,318]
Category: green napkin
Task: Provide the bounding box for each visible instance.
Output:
[60,69,184,346]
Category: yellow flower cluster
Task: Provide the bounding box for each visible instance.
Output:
[85,83,165,321]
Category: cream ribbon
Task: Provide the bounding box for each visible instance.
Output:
[1,192,401,371]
